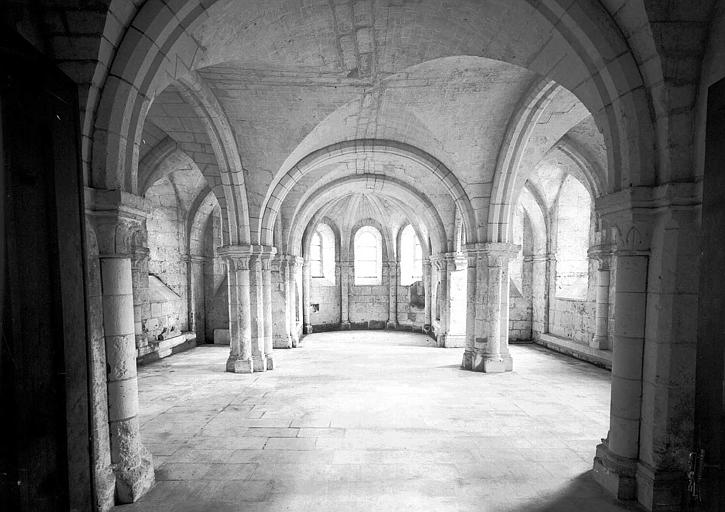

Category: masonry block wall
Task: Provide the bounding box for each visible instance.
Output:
[349,281,390,328]
[142,180,189,345]
[307,268,427,331]
[548,255,597,345]
[397,282,426,328]
[509,258,534,341]
[309,278,340,328]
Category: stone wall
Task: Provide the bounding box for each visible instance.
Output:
[309,278,340,328]
[307,267,427,331]
[509,258,534,341]
[349,282,389,328]
[397,283,426,328]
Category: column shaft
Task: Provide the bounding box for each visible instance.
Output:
[500,262,513,371]
[288,258,301,346]
[249,255,266,371]
[594,250,648,500]
[272,256,293,348]
[461,251,477,369]
[262,256,274,369]
[340,261,350,328]
[593,267,611,349]
[303,262,312,333]
[100,256,154,502]
[387,262,397,329]
[424,260,432,329]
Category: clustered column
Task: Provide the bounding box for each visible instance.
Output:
[219,248,253,373]
[461,243,519,373]
[219,245,278,373]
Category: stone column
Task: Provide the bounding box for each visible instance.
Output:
[592,194,654,502]
[249,254,267,372]
[288,257,302,346]
[432,255,448,346]
[340,260,351,328]
[87,189,154,503]
[387,261,398,329]
[188,255,206,343]
[272,254,292,349]
[423,259,432,330]
[218,247,253,373]
[471,243,519,373]
[302,261,312,334]
[545,252,556,334]
[499,257,515,371]
[461,248,478,369]
[261,252,275,369]
[588,244,614,350]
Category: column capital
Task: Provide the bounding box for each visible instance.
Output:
[595,183,700,253]
[85,188,150,257]
[588,243,615,269]
[465,242,520,266]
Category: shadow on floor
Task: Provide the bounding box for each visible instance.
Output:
[508,472,644,512]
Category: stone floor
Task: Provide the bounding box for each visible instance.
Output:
[115,331,641,512]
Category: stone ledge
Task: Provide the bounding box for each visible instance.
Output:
[137,332,196,365]
[534,333,612,369]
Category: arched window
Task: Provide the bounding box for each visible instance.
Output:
[555,175,591,299]
[310,231,323,277]
[354,226,382,285]
[309,223,336,284]
[400,224,423,286]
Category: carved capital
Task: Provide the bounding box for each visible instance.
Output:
[595,184,700,254]
[588,244,615,270]
[482,242,520,267]
[85,188,150,257]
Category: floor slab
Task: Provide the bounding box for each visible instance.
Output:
[114,331,641,512]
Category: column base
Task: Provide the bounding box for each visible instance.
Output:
[252,354,267,372]
[592,443,637,501]
[386,321,397,330]
[340,321,351,330]
[442,334,466,348]
[636,461,685,511]
[590,335,609,350]
[110,422,155,503]
[304,324,313,334]
[273,335,293,349]
[503,353,514,371]
[461,349,473,370]
[470,350,507,373]
[436,333,447,348]
[226,356,253,373]
[265,355,275,371]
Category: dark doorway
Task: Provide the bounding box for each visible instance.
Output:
[695,76,725,511]
[1,30,93,511]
